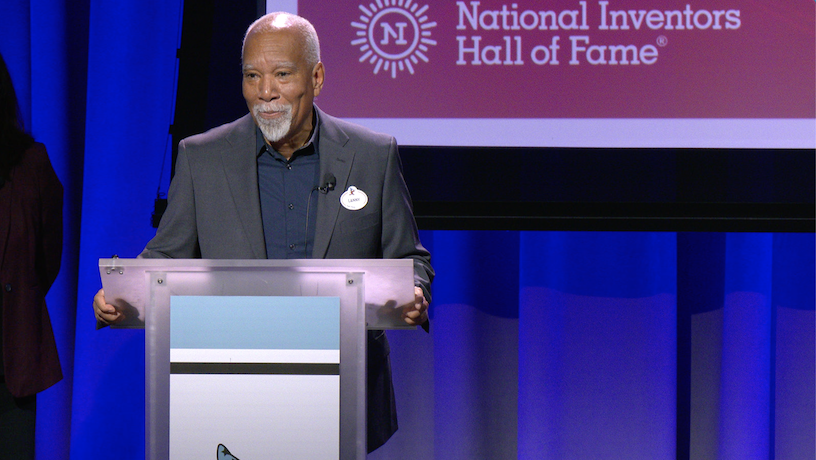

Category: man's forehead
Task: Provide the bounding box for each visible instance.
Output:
[243,32,303,64]
[246,26,299,46]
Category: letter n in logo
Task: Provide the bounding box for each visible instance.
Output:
[351,1,437,78]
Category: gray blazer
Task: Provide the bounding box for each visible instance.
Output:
[141,107,433,451]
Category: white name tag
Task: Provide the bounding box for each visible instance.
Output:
[340,186,368,211]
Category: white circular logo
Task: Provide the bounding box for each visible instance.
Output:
[351,1,437,78]
[340,186,368,211]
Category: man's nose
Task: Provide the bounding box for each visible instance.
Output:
[258,78,278,101]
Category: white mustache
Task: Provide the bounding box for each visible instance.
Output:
[254,103,292,115]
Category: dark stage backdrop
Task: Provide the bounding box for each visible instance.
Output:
[0,1,813,459]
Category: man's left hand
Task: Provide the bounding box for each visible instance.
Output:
[404,286,429,326]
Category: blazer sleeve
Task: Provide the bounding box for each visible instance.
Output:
[380,137,434,304]
[140,139,201,259]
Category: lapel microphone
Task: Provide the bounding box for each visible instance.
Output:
[318,173,336,194]
[306,172,336,257]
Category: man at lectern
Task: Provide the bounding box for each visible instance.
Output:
[93,11,433,453]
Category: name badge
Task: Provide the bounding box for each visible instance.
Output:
[340,186,368,211]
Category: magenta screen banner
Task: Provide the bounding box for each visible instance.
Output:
[269,0,815,148]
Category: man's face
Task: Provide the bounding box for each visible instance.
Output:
[242,28,323,148]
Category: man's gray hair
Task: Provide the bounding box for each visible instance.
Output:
[242,12,321,68]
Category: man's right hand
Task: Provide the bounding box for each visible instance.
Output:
[93,289,123,325]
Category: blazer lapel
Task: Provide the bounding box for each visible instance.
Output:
[312,108,354,259]
[221,114,267,259]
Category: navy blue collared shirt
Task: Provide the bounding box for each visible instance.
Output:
[256,113,320,259]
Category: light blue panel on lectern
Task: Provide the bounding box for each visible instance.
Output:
[170,296,340,350]
[169,296,341,460]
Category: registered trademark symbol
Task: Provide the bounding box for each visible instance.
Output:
[656,36,668,47]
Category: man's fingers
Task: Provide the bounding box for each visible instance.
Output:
[97,303,116,314]
[97,311,120,322]
[94,288,123,323]
[94,289,112,312]
[403,308,427,325]
[405,286,429,325]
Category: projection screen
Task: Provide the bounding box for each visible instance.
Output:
[267,0,815,149]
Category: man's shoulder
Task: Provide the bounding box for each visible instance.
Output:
[318,108,393,146]
[180,114,255,149]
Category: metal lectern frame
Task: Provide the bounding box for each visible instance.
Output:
[99,258,415,460]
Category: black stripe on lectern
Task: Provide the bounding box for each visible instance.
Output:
[170,363,340,375]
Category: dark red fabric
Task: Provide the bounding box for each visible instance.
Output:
[0,143,63,397]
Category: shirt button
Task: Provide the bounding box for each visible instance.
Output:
[4,284,11,292]
[289,244,296,250]
[288,203,294,210]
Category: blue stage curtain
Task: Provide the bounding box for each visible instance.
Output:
[70,1,182,459]
[0,1,88,458]
[770,233,816,459]
[373,231,814,460]
[517,232,677,459]
[1,0,180,458]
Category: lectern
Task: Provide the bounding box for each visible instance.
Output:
[99,258,415,460]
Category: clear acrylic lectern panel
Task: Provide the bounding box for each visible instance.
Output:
[99,258,416,460]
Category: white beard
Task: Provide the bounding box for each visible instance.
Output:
[253,103,293,143]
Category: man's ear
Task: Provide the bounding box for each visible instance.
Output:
[312,62,325,96]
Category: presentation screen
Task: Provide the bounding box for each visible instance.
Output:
[267,0,814,148]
